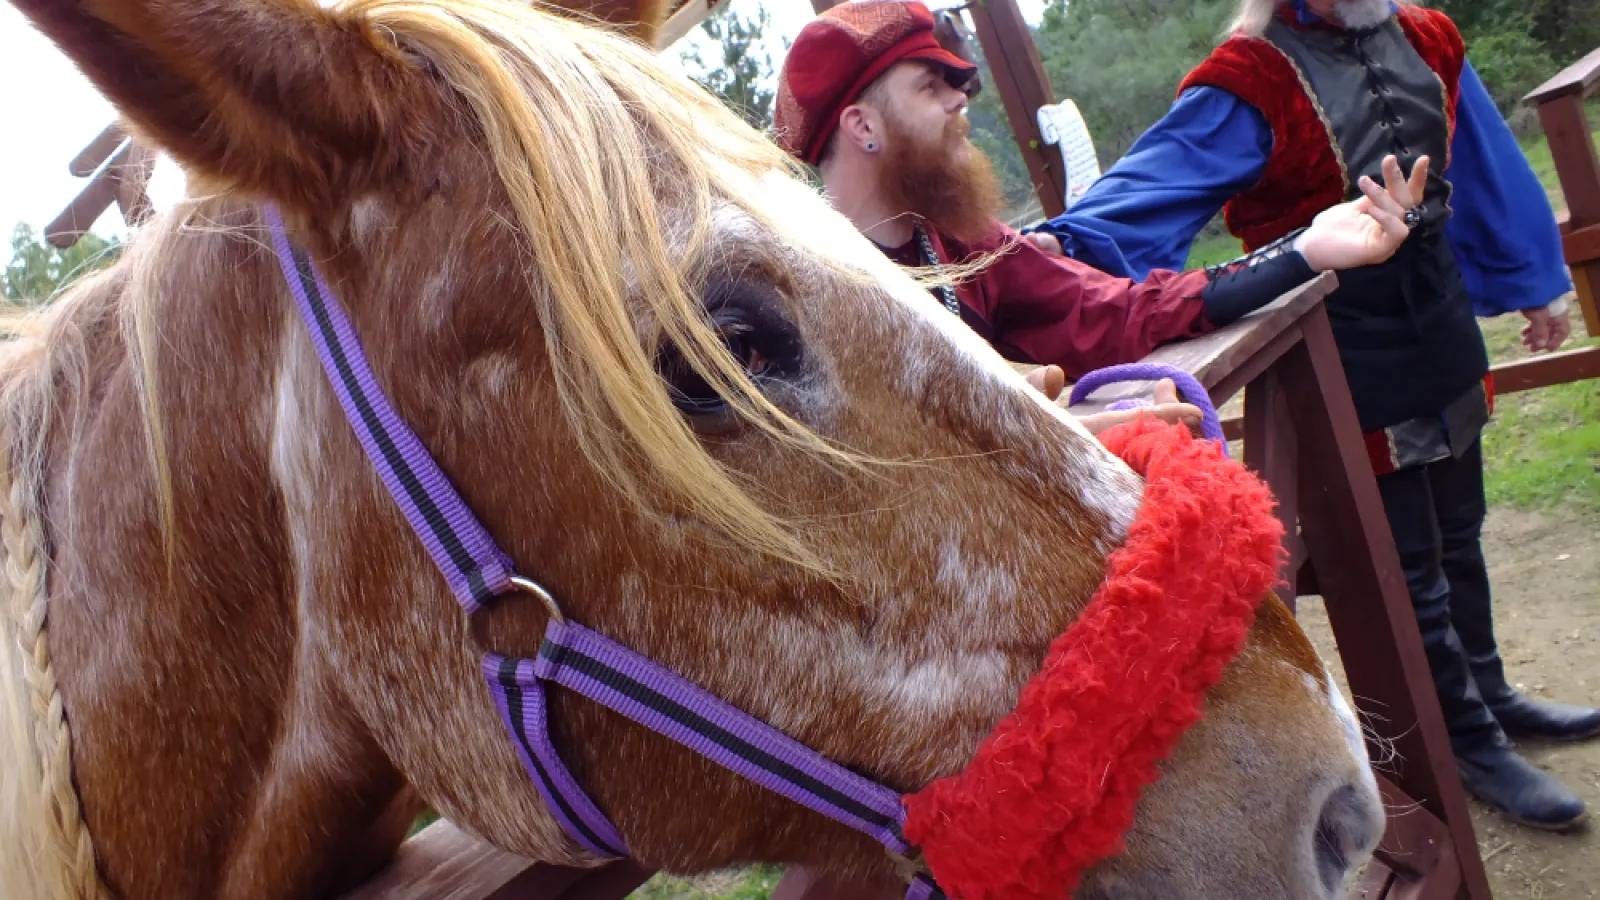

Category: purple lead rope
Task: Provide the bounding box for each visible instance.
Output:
[265,206,943,900]
[1068,363,1227,454]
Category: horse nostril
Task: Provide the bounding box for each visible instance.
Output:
[1313,783,1383,893]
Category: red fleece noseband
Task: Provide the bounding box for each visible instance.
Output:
[902,418,1286,899]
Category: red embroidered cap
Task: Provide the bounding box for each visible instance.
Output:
[774,0,978,165]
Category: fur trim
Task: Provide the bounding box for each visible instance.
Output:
[902,418,1286,899]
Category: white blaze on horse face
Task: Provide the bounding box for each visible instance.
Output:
[721,166,1141,533]
[1320,666,1378,779]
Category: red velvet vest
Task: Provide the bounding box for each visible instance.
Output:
[1179,5,1466,252]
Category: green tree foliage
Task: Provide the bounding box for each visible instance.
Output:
[965,45,1043,222]
[987,0,1597,218]
[679,2,785,132]
[1033,0,1233,166]
[1435,0,1600,77]
[3,223,121,307]
[1431,0,1577,125]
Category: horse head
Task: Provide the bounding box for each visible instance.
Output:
[0,0,1381,897]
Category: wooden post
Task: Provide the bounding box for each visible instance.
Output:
[45,136,156,249]
[1242,367,1299,612]
[1524,47,1600,337]
[1283,309,1492,899]
[656,0,737,50]
[963,0,1067,218]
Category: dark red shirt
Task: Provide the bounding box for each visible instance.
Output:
[879,220,1215,380]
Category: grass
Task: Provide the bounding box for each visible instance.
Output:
[1477,314,1600,512]
[1184,229,1246,270]
[630,867,786,900]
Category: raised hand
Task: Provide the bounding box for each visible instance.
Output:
[1295,154,1429,272]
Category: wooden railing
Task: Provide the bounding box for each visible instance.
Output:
[1528,46,1600,339]
[44,121,156,249]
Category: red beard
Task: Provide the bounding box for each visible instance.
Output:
[879,109,1003,245]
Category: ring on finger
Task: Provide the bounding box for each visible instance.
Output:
[1403,206,1423,229]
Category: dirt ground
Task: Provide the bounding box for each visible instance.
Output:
[1295,505,1600,899]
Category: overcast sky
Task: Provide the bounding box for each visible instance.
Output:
[0,0,1045,242]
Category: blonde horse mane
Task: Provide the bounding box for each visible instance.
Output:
[99,0,925,585]
[351,0,881,573]
[0,291,108,898]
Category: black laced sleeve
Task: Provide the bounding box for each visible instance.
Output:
[1199,228,1317,326]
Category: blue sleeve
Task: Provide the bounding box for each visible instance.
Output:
[1030,86,1272,280]
[1443,62,1573,316]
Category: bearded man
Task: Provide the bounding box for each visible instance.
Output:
[772,0,1426,430]
[1028,0,1597,831]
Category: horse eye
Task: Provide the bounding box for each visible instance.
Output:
[657,280,801,418]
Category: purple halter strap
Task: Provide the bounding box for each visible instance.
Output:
[1067,363,1227,454]
[262,207,943,898]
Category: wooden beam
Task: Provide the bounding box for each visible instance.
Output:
[1488,344,1600,393]
[770,868,900,900]
[655,0,734,50]
[114,143,158,228]
[1561,222,1600,265]
[1286,308,1492,898]
[1350,861,1398,900]
[47,126,157,249]
[1243,363,1299,611]
[337,820,544,900]
[336,820,653,900]
[1531,74,1600,337]
[46,143,133,249]
[1370,775,1450,879]
[1220,344,1600,439]
[1523,46,1600,105]
[489,860,653,900]
[69,122,128,178]
[964,0,1067,218]
[1537,94,1600,228]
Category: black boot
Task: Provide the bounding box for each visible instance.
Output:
[1455,734,1590,832]
[1378,463,1588,831]
[1466,645,1600,742]
[1421,599,1589,830]
[1430,440,1600,742]
[1423,590,1589,831]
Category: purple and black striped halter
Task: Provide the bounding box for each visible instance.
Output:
[263,207,944,899]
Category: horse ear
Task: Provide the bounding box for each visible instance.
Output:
[11,0,439,216]
[550,0,672,45]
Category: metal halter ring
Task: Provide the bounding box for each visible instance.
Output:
[509,575,567,624]
[1403,206,1424,229]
